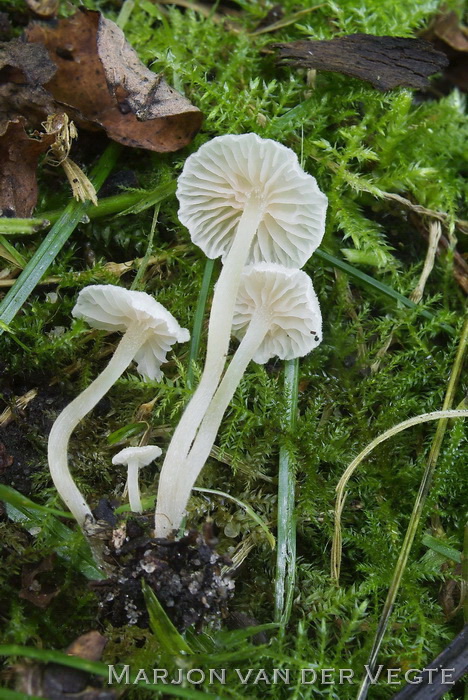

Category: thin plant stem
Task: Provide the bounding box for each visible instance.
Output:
[131,203,159,290]
[116,0,136,28]
[186,258,215,389]
[354,318,468,700]
[0,142,121,332]
[314,249,454,333]
[0,182,176,234]
[0,235,26,267]
[274,357,299,625]
[332,409,468,582]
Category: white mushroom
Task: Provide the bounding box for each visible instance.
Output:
[112,445,162,513]
[155,263,322,536]
[47,284,189,528]
[158,133,328,504]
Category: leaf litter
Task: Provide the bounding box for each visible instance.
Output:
[0,8,202,218]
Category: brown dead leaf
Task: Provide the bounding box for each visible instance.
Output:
[0,38,56,133]
[19,554,60,608]
[423,11,468,92]
[0,118,54,217]
[26,8,203,151]
[66,631,108,662]
[272,34,449,90]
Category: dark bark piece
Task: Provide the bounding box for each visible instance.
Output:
[26,8,203,152]
[0,118,54,217]
[272,34,449,90]
[391,624,468,699]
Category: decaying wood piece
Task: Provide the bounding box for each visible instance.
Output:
[272,34,449,90]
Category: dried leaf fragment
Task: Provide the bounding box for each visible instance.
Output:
[0,38,56,133]
[26,8,203,151]
[272,34,449,90]
[43,113,98,205]
[19,555,60,608]
[423,11,468,91]
[25,0,59,20]
[65,630,108,662]
[0,118,54,217]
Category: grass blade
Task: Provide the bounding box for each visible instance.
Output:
[0,143,120,332]
[2,485,104,580]
[315,249,454,333]
[142,580,193,655]
[0,484,73,519]
[0,691,44,700]
[0,646,218,698]
[274,357,299,625]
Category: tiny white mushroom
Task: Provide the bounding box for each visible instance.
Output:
[112,445,162,513]
[159,133,328,502]
[48,284,189,529]
[155,263,322,536]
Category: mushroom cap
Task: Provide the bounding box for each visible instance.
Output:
[177,133,327,268]
[232,263,322,363]
[72,284,190,380]
[112,445,163,467]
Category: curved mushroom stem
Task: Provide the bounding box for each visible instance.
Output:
[48,323,147,528]
[155,311,270,537]
[127,459,143,513]
[156,199,264,502]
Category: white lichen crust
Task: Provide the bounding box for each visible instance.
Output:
[177,133,328,267]
[232,263,322,363]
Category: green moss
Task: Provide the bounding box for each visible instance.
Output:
[0,0,466,697]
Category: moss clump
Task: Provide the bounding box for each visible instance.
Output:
[0,0,466,697]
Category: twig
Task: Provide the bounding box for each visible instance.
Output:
[410,220,443,303]
[0,247,190,287]
[0,389,38,427]
[250,5,326,35]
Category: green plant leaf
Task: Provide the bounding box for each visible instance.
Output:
[142,579,193,655]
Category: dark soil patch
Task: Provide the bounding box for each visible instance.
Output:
[0,385,70,495]
[92,519,234,632]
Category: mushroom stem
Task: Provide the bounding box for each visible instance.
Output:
[127,459,143,513]
[48,323,147,528]
[155,311,270,536]
[157,199,263,486]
